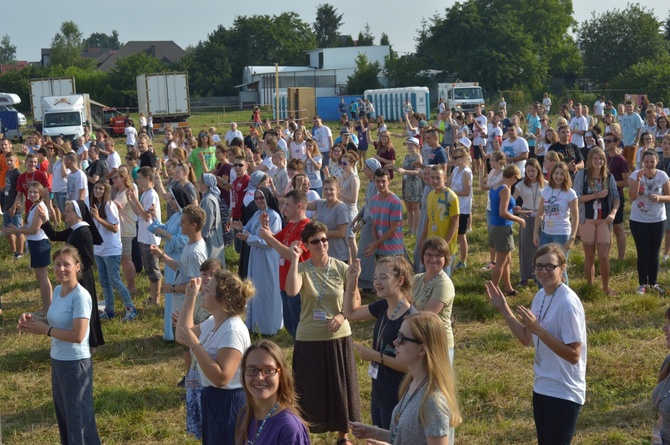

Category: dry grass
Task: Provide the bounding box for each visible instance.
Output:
[0,112,667,444]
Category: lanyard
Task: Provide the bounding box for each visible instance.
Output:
[249,402,279,445]
[535,285,559,352]
[389,376,429,444]
[309,259,331,309]
[375,298,406,352]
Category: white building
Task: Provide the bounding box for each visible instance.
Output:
[237,45,390,105]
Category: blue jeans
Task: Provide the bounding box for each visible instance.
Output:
[280,290,302,340]
[539,232,570,285]
[532,392,581,445]
[95,255,135,313]
[54,191,67,215]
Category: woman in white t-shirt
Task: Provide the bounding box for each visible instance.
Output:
[304,138,323,196]
[486,243,586,445]
[629,149,670,294]
[176,270,253,445]
[3,182,52,315]
[447,147,472,271]
[533,162,578,285]
[90,180,137,321]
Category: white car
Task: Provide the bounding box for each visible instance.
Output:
[0,105,27,126]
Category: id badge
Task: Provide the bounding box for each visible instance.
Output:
[279,258,285,266]
[377,230,383,238]
[313,310,327,321]
[431,225,438,232]
[185,376,201,389]
[4,190,8,196]
[367,362,379,379]
[547,220,554,228]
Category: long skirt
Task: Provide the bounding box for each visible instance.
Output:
[81,267,104,348]
[293,336,361,433]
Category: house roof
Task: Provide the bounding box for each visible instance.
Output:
[97,41,186,72]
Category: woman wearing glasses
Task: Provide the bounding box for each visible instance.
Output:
[176,271,254,445]
[349,312,461,445]
[285,220,361,445]
[486,243,587,445]
[235,340,310,444]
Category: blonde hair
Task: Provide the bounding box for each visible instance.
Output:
[398,312,462,427]
[213,270,255,315]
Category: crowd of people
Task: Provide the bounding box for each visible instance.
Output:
[3,94,670,444]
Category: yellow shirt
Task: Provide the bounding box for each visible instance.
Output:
[426,188,460,255]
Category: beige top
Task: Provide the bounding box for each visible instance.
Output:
[412,271,455,348]
[296,258,352,342]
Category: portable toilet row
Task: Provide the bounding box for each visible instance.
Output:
[364,87,430,121]
[272,92,288,121]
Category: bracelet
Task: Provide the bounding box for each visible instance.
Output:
[379,351,384,365]
[47,327,53,337]
[339,310,346,320]
[190,343,202,354]
[159,251,165,260]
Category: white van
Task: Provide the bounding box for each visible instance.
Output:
[0,93,27,126]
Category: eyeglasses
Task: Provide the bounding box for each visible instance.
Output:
[308,237,329,245]
[233,163,245,168]
[534,263,560,271]
[423,252,444,259]
[244,367,280,377]
[396,331,422,345]
[604,139,614,143]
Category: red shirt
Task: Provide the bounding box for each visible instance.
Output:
[38,159,53,189]
[231,174,249,219]
[17,170,50,213]
[274,218,311,290]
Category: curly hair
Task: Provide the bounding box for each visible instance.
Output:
[212,270,255,316]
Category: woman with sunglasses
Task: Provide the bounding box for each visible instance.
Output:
[486,243,587,445]
[349,312,461,445]
[285,220,361,445]
[232,187,283,336]
[235,340,310,444]
[176,271,253,445]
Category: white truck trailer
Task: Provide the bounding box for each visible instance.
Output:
[136,72,190,132]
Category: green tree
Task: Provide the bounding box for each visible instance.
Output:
[578,3,667,86]
[346,54,380,94]
[357,23,375,46]
[108,53,170,105]
[314,4,344,48]
[380,33,390,46]
[50,21,95,69]
[664,12,670,41]
[177,26,233,97]
[0,34,17,65]
[418,0,581,91]
[383,53,429,88]
[83,31,121,49]
[612,55,670,105]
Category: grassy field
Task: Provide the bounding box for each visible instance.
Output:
[0,111,667,444]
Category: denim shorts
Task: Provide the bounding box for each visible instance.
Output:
[28,239,52,268]
[3,212,22,228]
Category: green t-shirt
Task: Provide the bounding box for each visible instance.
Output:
[189,146,217,180]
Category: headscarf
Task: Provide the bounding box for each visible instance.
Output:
[69,200,103,245]
[365,158,382,172]
[256,187,281,217]
[202,173,220,197]
[244,171,268,207]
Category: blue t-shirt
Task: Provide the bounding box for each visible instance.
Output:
[619,112,644,146]
[489,185,515,226]
[427,146,448,165]
[527,115,541,147]
[47,284,92,361]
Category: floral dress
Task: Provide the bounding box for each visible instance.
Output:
[402,153,423,202]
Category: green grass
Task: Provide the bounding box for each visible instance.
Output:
[1,112,668,443]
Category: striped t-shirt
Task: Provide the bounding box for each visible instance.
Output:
[370,192,404,255]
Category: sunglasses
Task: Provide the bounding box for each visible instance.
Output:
[396,331,421,345]
[453,156,464,160]
[233,163,245,168]
[604,139,614,143]
[199,134,208,138]
[340,161,348,166]
[244,367,280,377]
[308,237,329,245]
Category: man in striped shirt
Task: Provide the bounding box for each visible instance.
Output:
[364,168,404,257]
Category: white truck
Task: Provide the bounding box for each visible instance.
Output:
[137,72,190,132]
[29,77,77,130]
[0,92,26,140]
[41,94,91,142]
[438,82,485,113]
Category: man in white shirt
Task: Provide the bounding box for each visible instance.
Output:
[224,122,244,146]
[472,104,488,175]
[569,104,588,149]
[311,115,333,175]
[593,96,606,124]
[542,93,552,114]
[103,139,121,177]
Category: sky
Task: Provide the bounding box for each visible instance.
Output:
[5,0,669,62]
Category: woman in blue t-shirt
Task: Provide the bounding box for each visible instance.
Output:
[17,246,101,445]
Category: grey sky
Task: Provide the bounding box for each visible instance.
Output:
[5,0,668,62]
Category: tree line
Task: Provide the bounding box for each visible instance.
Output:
[1,2,670,111]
